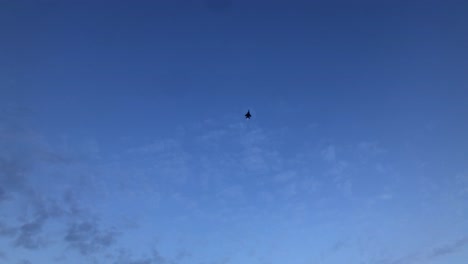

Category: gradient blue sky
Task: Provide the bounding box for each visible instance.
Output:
[1,1,468,263]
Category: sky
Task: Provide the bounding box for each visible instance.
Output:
[1,0,468,263]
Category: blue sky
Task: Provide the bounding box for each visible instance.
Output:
[1,0,468,263]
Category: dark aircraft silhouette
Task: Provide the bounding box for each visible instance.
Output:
[245,110,251,119]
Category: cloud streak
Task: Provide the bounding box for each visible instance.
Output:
[427,236,468,259]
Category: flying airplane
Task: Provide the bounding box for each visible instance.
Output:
[245,110,251,119]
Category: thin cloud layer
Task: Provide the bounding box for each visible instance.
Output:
[1,108,467,263]
[64,221,119,256]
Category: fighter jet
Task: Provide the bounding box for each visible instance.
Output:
[245,110,251,119]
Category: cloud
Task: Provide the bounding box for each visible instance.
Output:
[0,106,69,195]
[0,186,8,203]
[273,170,296,183]
[322,141,387,198]
[113,247,179,264]
[329,160,348,175]
[378,193,393,200]
[218,184,245,202]
[0,250,7,260]
[328,160,352,197]
[5,102,464,264]
[0,221,17,237]
[14,216,48,250]
[1,191,65,250]
[427,236,468,259]
[128,139,181,155]
[8,188,73,250]
[357,141,384,157]
[126,138,191,186]
[114,249,150,264]
[377,253,420,264]
[0,157,28,192]
[377,236,468,264]
[174,248,191,262]
[2,193,60,251]
[330,241,346,252]
[0,105,127,260]
[321,145,336,162]
[64,220,119,256]
[151,248,169,264]
[129,260,153,264]
[356,141,385,164]
[241,146,270,173]
[198,129,228,144]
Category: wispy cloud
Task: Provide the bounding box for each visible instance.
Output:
[0,187,6,202]
[0,250,7,261]
[113,247,180,264]
[321,144,352,197]
[377,253,420,264]
[0,106,121,261]
[273,170,296,183]
[321,145,336,163]
[375,236,468,264]
[0,157,28,192]
[14,215,48,250]
[427,236,468,259]
[1,103,466,264]
[64,220,119,256]
[356,141,385,162]
[0,221,17,237]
